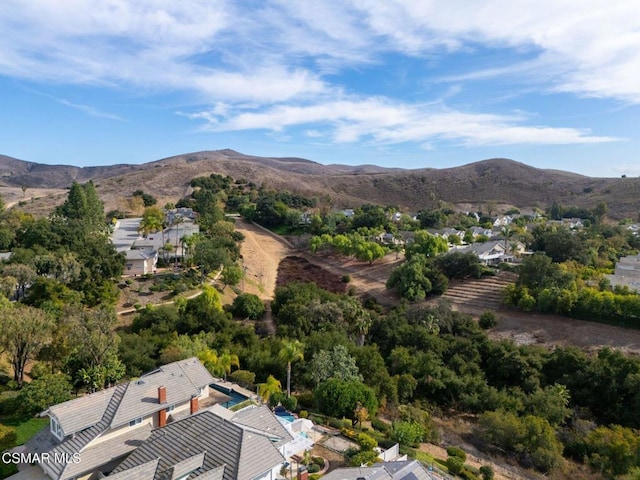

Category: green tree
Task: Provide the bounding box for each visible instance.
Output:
[387,254,448,301]
[0,305,54,387]
[231,293,266,319]
[279,339,304,396]
[18,373,72,415]
[315,378,378,422]
[258,374,282,403]
[67,306,125,391]
[216,350,240,381]
[392,421,426,447]
[2,263,36,299]
[584,425,640,477]
[221,263,243,289]
[309,345,362,386]
[138,206,164,237]
[405,230,449,259]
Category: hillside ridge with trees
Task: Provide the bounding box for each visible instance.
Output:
[1,149,639,220]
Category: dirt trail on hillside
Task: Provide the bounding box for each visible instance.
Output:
[233,219,292,299]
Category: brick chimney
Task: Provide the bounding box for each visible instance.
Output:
[190,395,199,415]
[297,466,308,480]
[158,386,167,427]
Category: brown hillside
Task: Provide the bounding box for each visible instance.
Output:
[1,150,638,219]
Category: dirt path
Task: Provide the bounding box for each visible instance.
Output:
[233,218,292,299]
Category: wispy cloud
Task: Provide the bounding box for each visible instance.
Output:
[56,99,125,121]
[186,98,619,147]
[0,0,636,152]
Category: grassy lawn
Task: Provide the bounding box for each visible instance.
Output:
[0,390,48,447]
[2,415,48,445]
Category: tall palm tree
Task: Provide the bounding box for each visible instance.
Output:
[216,350,239,381]
[197,348,219,377]
[258,375,282,403]
[279,340,304,397]
[501,225,513,254]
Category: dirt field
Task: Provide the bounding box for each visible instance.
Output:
[457,305,640,356]
[233,218,292,300]
[233,220,640,355]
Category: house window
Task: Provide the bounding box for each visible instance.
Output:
[166,404,175,413]
[50,417,64,440]
[129,417,143,427]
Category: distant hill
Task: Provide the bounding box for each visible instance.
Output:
[1,150,638,219]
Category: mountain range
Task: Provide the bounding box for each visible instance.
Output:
[1,149,638,219]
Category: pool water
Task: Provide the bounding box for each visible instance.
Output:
[277,414,296,423]
[211,384,248,408]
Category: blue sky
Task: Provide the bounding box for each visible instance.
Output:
[0,1,638,177]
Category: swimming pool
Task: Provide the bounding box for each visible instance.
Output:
[211,384,248,408]
[277,414,296,423]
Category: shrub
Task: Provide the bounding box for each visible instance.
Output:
[299,410,309,419]
[371,417,391,433]
[228,370,256,389]
[447,446,467,462]
[357,432,378,451]
[0,425,17,452]
[231,293,266,319]
[391,421,425,447]
[479,465,495,480]
[296,391,315,409]
[307,464,320,473]
[478,311,498,329]
[342,274,351,283]
[446,456,464,475]
[460,468,479,480]
[269,392,297,411]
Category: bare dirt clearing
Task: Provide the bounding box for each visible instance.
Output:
[233,218,292,299]
[234,220,640,355]
[485,306,640,355]
[1,186,68,211]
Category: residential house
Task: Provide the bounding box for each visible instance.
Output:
[493,215,514,228]
[20,358,215,480]
[321,460,438,480]
[470,226,493,239]
[124,249,158,276]
[460,240,508,265]
[565,218,585,229]
[108,408,288,480]
[207,403,296,458]
[435,228,465,243]
[626,224,640,235]
[607,254,640,292]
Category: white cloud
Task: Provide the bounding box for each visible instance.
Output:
[190,98,618,147]
[0,0,636,152]
[56,99,125,121]
[1,0,637,103]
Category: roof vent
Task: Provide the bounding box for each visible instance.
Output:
[136,379,146,385]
